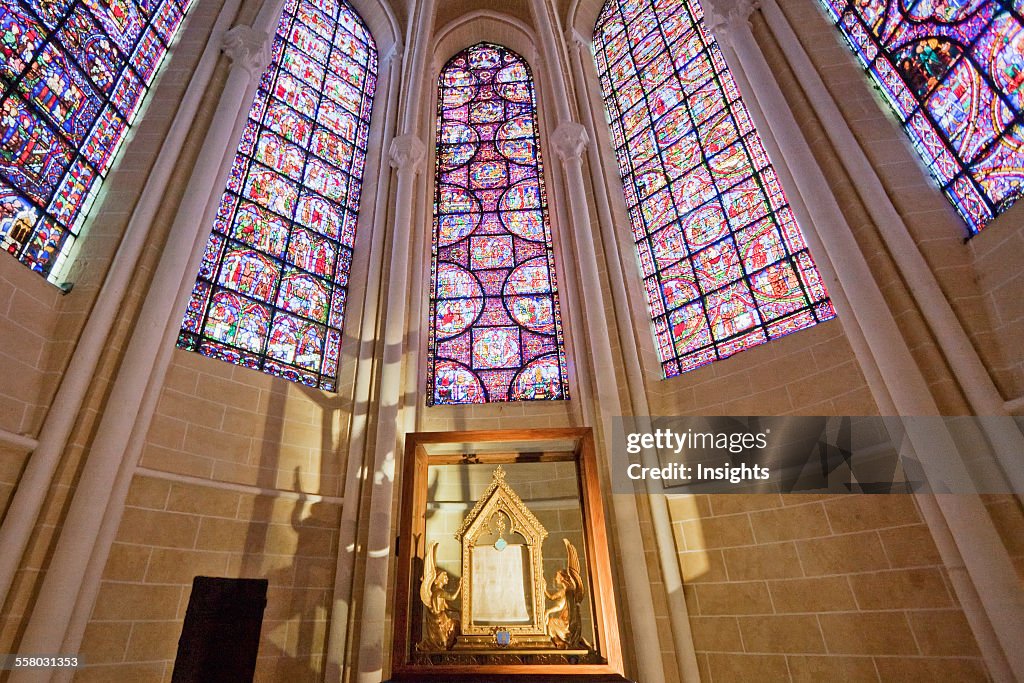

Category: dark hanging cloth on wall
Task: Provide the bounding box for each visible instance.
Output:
[171,576,269,683]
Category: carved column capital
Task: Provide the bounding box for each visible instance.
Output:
[389,134,426,172]
[704,0,760,46]
[383,40,404,67]
[221,25,270,77]
[569,29,590,54]
[551,121,590,163]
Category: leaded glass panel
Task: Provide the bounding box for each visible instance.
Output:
[176,0,376,391]
[594,0,836,377]
[820,0,1023,232]
[1,0,191,280]
[428,43,570,405]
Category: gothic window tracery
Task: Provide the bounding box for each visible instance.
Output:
[177,0,376,391]
[820,0,1024,232]
[427,43,570,405]
[0,0,191,280]
[594,0,836,377]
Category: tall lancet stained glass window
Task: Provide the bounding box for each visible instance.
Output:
[177,0,376,391]
[594,0,835,377]
[1,0,192,281]
[819,0,1023,232]
[428,43,570,405]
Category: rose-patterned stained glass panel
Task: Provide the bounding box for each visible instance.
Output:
[594,0,836,378]
[428,43,570,405]
[819,0,1023,231]
[177,0,376,392]
[0,0,192,281]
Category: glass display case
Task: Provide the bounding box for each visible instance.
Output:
[389,428,632,682]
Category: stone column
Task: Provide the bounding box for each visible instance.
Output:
[565,30,702,683]
[345,0,434,674]
[325,39,405,683]
[529,0,672,677]
[550,121,671,683]
[702,0,1024,677]
[354,134,426,683]
[9,25,270,683]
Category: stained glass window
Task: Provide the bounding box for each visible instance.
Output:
[427,43,570,405]
[0,0,191,281]
[176,0,376,391]
[819,0,1023,232]
[594,0,836,377]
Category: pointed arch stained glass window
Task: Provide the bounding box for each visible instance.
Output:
[819,0,1023,232]
[177,0,376,391]
[427,43,570,405]
[0,0,191,281]
[594,0,836,377]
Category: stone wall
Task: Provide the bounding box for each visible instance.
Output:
[77,476,339,682]
[670,493,987,681]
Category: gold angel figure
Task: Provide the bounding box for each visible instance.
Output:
[543,538,584,649]
[416,541,461,651]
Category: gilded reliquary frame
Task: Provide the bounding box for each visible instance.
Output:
[455,466,549,640]
[390,428,630,682]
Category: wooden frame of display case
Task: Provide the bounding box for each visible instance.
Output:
[388,428,632,682]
